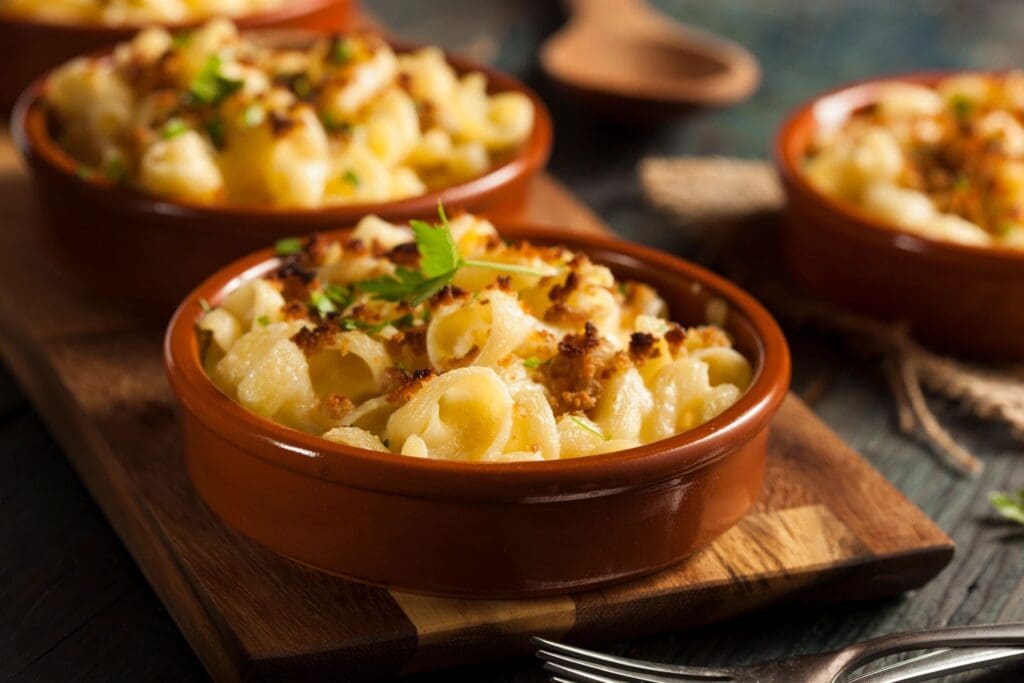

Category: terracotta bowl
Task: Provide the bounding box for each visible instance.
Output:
[12,41,553,320]
[164,224,791,598]
[776,71,1024,360]
[0,0,356,113]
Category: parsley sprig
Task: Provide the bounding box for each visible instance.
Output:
[189,55,244,106]
[358,204,553,306]
[990,489,1024,525]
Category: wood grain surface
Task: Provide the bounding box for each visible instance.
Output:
[0,124,953,680]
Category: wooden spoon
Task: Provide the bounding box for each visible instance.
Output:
[541,0,760,119]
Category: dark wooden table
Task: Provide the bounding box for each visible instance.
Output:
[3,1,1022,681]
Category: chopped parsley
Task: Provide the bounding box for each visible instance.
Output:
[310,290,337,317]
[274,237,304,256]
[189,55,244,106]
[950,94,974,120]
[204,117,227,149]
[990,489,1024,525]
[162,118,189,139]
[329,38,354,65]
[75,165,93,180]
[291,74,313,100]
[320,112,352,134]
[102,156,128,184]
[172,30,193,48]
[357,203,552,306]
[324,283,353,310]
[342,169,360,187]
[256,315,270,327]
[571,415,609,441]
[523,356,543,369]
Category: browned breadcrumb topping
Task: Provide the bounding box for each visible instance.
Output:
[387,242,421,268]
[688,325,731,349]
[269,110,297,137]
[628,332,659,362]
[290,323,337,356]
[385,369,436,404]
[322,394,355,420]
[428,285,469,308]
[541,322,617,414]
[664,324,687,354]
[547,271,579,303]
[384,326,428,358]
[342,237,369,256]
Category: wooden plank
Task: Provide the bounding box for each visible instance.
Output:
[0,132,953,681]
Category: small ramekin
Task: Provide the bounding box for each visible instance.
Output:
[0,0,356,112]
[164,224,790,598]
[12,39,553,318]
[776,71,1024,359]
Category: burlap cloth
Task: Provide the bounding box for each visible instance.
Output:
[641,157,1024,477]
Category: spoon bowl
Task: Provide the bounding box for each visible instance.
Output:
[541,0,760,121]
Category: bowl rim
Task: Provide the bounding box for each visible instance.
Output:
[10,34,553,228]
[164,223,791,503]
[774,69,1024,272]
[0,0,343,32]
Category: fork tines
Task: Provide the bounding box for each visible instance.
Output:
[532,637,734,682]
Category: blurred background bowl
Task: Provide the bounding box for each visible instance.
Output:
[0,0,357,113]
[775,72,1024,360]
[11,37,552,319]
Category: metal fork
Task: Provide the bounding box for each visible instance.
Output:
[533,623,1024,683]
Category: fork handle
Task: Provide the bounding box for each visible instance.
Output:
[842,623,1024,671]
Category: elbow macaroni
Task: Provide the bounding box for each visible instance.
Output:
[43,20,535,208]
[199,213,754,462]
[803,73,1024,249]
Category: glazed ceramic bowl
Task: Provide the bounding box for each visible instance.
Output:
[776,72,1024,360]
[0,0,356,112]
[165,224,790,598]
[12,40,553,319]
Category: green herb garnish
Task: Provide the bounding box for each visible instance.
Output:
[198,297,212,313]
[523,356,543,369]
[571,415,609,441]
[342,169,360,187]
[292,74,313,100]
[189,55,244,106]
[162,118,189,139]
[172,30,193,48]
[990,489,1024,525]
[75,165,93,180]
[204,117,227,149]
[102,156,128,184]
[256,315,270,327]
[310,290,337,317]
[320,112,352,134]
[324,283,353,310]
[242,103,265,128]
[329,38,353,65]
[950,94,974,120]
[274,237,304,256]
[357,203,552,306]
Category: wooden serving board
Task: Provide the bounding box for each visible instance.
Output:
[0,133,954,681]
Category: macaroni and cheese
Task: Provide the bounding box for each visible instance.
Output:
[1,0,283,24]
[199,212,753,463]
[44,20,535,207]
[803,74,1024,249]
